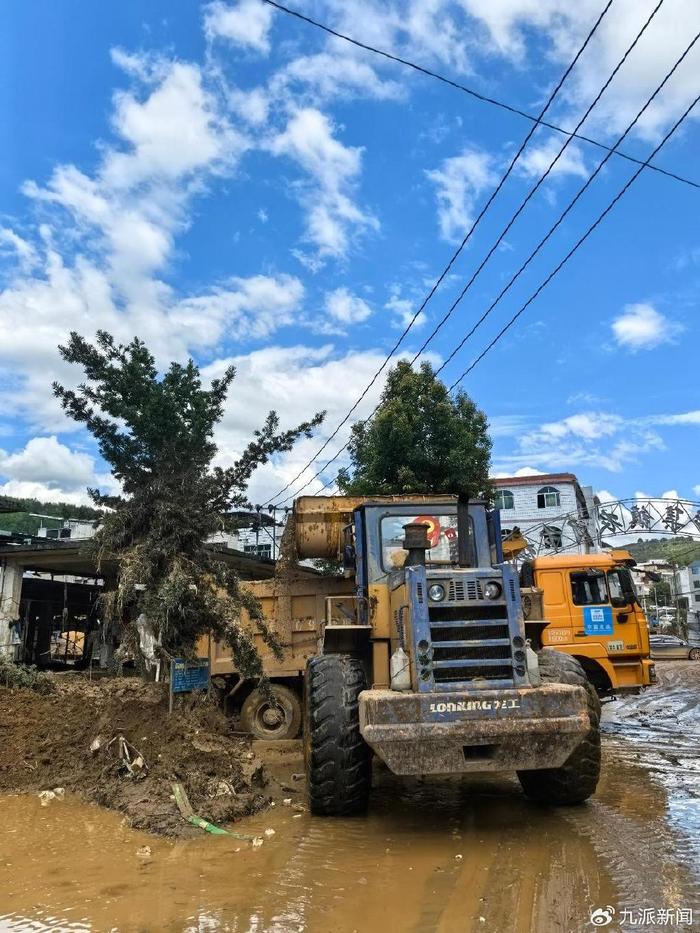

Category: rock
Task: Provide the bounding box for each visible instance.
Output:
[252,837,264,848]
[136,846,152,859]
[282,798,292,807]
[38,791,56,807]
[264,828,276,837]
[52,787,65,799]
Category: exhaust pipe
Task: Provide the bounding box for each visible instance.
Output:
[457,494,471,567]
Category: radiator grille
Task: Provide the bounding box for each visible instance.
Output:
[427,615,514,685]
[448,579,483,601]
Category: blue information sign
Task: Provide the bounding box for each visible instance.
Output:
[171,658,210,694]
[583,606,614,636]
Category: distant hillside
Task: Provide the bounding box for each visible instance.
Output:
[0,496,101,536]
[624,536,700,567]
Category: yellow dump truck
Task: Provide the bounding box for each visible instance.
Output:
[207,494,600,816]
[519,551,655,697]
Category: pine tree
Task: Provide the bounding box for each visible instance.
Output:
[53,331,324,677]
[337,360,492,500]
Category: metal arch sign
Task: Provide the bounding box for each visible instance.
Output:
[595,498,700,541]
[501,497,700,562]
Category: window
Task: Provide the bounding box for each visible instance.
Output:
[694,581,700,589]
[696,595,700,603]
[693,566,700,575]
[244,544,272,559]
[495,489,514,510]
[380,513,473,571]
[541,525,562,549]
[570,570,608,605]
[537,486,560,508]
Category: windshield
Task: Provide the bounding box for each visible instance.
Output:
[381,513,472,571]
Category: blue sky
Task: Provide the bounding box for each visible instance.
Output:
[1,0,699,511]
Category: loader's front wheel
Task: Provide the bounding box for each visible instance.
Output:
[304,654,371,816]
[517,649,601,805]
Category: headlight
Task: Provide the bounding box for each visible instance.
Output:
[428,583,446,602]
[484,581,502,600]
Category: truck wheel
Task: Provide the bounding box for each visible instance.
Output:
[304,654,371,816]
[517,649,601,805]
[689,648,700,660]
[240,684,302,740]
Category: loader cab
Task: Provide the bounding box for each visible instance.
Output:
[351,499,527,692]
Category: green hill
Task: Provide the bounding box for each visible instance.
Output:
[0,496,101,536]
[624,536,700,567]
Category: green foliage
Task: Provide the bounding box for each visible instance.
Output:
[0,496,101,536]
[649,580,672,603]
[626,536,700,567]
[53,331,324,677]
[337,361,492,500]
[0,656,55,693]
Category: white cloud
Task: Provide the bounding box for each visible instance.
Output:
[171,274,304,345]
[515,137,589,182]
[204,0,274,53]
[384,288,427,330]
[0,227,36,268]
[494,408,666,474]
[462,0,700,140]
[270,51,403,104]
[611,303,683,351]
[201,344,403,502]
[228,86,270,126]
[0,436,99,494]
[425,148,497,242]
[491,465,543,478]
[324,287,372,325]
[269,108,377,261]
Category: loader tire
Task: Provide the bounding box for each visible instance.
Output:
[517,649,601,805]
[304,654,371,816]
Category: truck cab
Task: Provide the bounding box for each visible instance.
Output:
[521,551,654,696]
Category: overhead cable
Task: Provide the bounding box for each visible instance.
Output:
[263,0,617,505]
[262,0,698,191]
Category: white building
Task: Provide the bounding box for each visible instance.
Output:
[674,560,700,643]
[491,472,597,557]
[37,519,97,541]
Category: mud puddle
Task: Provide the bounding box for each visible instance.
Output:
[1,662,699,932]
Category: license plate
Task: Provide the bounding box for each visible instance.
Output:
[608,639,624,652]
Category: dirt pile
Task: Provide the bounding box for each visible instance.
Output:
[0,675,269,836]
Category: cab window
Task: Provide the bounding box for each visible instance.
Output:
[380,513,473,571]
[570,570,608,605]
[607,567,637,606]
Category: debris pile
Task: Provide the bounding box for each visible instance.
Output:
[0,676,269,836]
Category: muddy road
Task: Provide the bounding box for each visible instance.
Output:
[1,661,699,933]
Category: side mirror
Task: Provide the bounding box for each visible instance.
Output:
[616,611,628,623]
[343,543,356,570]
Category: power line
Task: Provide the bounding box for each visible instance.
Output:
[279,73,698,505]
[434,22,700,377]
[449,90,700,391]
[410,0,669,375]
[269,2,673,505]
[262,0,699,191]
[264,0,617,506]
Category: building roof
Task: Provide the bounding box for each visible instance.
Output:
[0,540,275,580]
[491,472,580,488]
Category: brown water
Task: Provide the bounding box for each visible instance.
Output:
[1,663,699,933]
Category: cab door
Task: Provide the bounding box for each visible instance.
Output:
[568,569,613,642]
